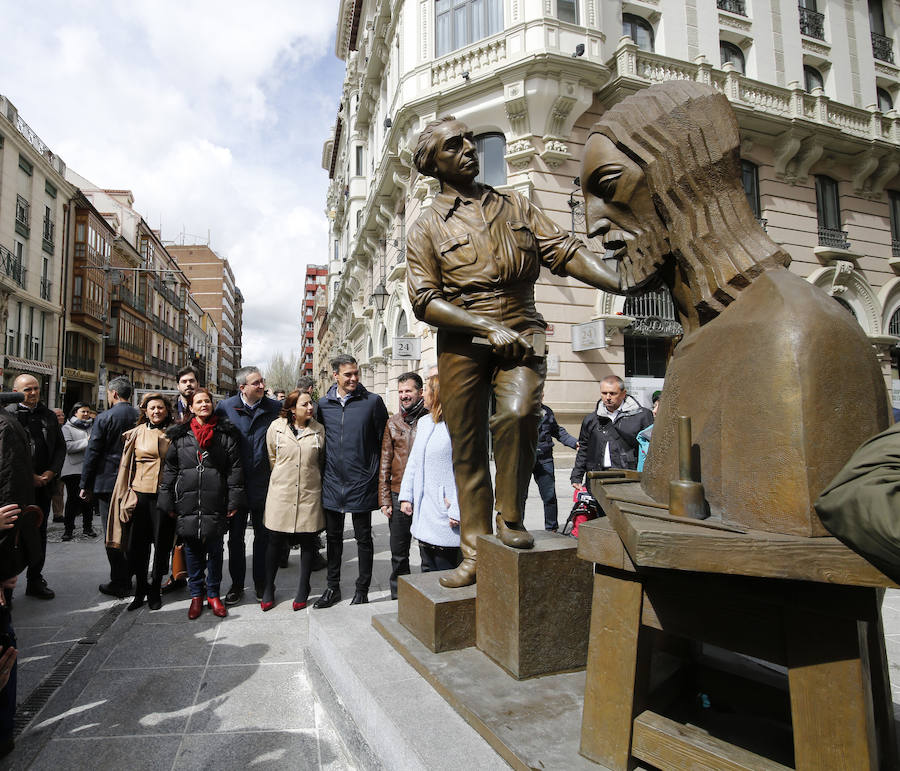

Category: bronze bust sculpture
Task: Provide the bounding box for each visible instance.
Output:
[582,81,889,534]
[407,117,621,586]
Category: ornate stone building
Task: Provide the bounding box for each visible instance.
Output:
[322,0,899,425]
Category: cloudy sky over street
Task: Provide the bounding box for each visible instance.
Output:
[4,1,344,368]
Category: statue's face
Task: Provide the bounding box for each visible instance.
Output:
[430,120,479,186]
[581,132,669,289]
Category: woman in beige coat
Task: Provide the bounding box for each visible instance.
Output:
[261,390,325,611]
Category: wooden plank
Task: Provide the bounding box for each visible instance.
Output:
[631,710,792,771]
[616,501,747,533]
[786,609,878,770]
[580,571,647,770]
[576,519,634,570]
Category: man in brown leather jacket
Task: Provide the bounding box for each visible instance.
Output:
[379,372,427,599]
[407,116,622,587]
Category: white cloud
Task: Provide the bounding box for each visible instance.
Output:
[2,1,342,373]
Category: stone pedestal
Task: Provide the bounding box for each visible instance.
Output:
[397,570,477,653]
[475,531,593,679]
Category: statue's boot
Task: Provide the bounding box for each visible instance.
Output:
[439,557,477,588]
[495,513,534,549]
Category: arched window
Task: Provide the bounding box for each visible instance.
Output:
[622,14,654,52]
[395,310,408,338]
[720,41,745,74]
[877,87,894,113]
[889,306,900,336]
[475,133,506,187]
[804,65,824,92]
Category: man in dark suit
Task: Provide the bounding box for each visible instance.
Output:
[80,376,139,597]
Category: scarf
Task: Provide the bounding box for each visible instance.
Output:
[69,417,93,430]
[190,415,218,449]
[401,398,427,424]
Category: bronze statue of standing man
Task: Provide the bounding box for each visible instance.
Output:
[407,117,621,587]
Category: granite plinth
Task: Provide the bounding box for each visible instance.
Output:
[475,530,593,679]
[397,570,477,652]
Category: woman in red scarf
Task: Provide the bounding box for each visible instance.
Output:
[158,389,245,619]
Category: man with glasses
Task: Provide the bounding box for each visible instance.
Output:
[216,366,281,604]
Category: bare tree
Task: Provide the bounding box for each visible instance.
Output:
[264,351,301,394]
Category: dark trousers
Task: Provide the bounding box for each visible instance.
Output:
[227,505,268,590]
[532,456,560,530]
[125,493,175,594]
[438,331,545,561]
[26,488,51,585]
[418,542,463,573]
[388,491,412,598]
[0,603,15,745]
[264,531,318,604]
[98,493,131,588]
[324,509,373,592]
[62,476,94,533]
[184,536,224,598]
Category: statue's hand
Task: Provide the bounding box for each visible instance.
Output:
[485,324,532,361]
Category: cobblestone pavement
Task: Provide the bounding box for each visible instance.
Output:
[5,462,900,768]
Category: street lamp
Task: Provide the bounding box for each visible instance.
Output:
[371,281,389,314]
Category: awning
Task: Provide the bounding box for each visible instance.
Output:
[5,356,56,376]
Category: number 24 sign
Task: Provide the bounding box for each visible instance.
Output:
[393,337,421,360]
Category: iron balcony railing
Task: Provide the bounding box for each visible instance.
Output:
[717,0,746,16]
[0,243,26,287]
[872,32,895,64]
[64,352,96,372]
[40,278,52,301]
[818,226,850,249]
[892,240,900,258]
[798,6,825,40]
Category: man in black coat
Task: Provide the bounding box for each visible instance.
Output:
[571,376,653,488]
[314,355,388,608]
[532,404,578,531]
[80,376,139,597]
[9,374,65,599]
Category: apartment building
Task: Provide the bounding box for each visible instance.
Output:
[167,244,243,394]
[0,95,76,405]
[321,0,899,423]
[303,264,328,377]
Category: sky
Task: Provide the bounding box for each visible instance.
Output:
[3,1,345,369]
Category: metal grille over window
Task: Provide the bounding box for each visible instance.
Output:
[798,3,825,40]
[623,287,683,338]
[717,0,747,16]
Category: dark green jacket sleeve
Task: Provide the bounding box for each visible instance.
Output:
[814,421,900,584]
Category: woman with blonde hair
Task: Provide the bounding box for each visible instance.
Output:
[109,393,173,611]
[261,390,325,611]
[399,376,462,572]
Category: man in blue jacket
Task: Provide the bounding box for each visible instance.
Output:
[80,376,139,597]
[314,355,388,608]
[215,366,281,604]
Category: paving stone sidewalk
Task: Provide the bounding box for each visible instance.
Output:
[4,464,900,769]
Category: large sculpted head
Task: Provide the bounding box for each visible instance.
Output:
[583,81,789,327]
[413,116,479,185]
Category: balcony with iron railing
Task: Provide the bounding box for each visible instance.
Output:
[818,227,850,249]
[872,32,895,64]
[716,0,746,15]
[0,244,26,288]
[42,217,54,254]
[798,6,825,40]
[15,197,30,239]
[64,351,96,372]
[40,278,52,301]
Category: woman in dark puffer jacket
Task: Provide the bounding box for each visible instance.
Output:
[158,388,245,620]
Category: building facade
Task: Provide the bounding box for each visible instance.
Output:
[321,0,899,426]
[167,244,243,394]
[303,264,328,377]
[0,95,77,406]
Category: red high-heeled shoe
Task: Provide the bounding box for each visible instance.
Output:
[188,597,203,620]
[292,600,307,611]
[207,596,227,617]
[260,600,275,612]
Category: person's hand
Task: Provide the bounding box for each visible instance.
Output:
[0,576,17,607]
[79,489,93,502]
[34,474,47,488]
[381,505,392,519]
[572,482,582,490]
[449,517,459,528]
[484,322,532,361]
[400,501,413,515]
[0,504,20,530]
[38,471,54,485]
[227,509,236,518]
[0,646,16,690]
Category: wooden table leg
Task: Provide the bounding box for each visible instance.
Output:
[786,607,878,770]
[867,589,898,769]
[580,569,648,770]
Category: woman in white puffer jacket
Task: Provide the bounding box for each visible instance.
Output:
[399,375,462,572]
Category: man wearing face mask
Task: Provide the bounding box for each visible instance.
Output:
[406,116,623,587]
